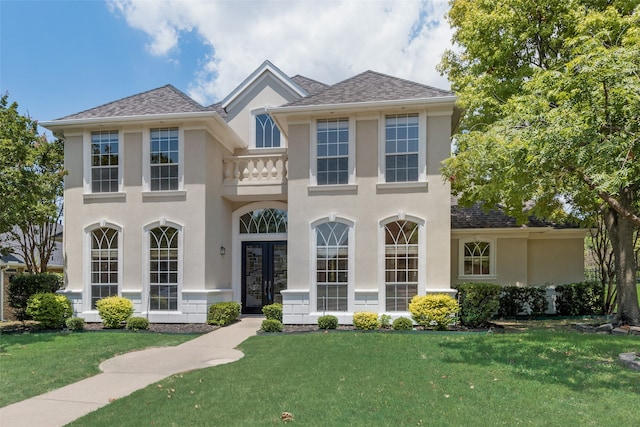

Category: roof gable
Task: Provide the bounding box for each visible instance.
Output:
[284,70,453,107]
[56,85,204,120]
[219,60,308,112]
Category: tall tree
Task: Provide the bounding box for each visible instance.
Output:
[439,1,640,324]
[0,94,65,273]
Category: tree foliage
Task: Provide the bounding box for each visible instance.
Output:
[0,94,65,272]
[439,1,640,324]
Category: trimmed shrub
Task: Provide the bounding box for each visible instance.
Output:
[207,301,241,326]
[262,303,283,322]
[379,314,392,329]
[65,317,85,331]
[96,296,134,328]
[261,319,283,332]
[8,273,62,321]
[353,312,381,330]
[409,294,459,330]
[555,282,603,315]
[126,317,150,331]
[25,293,72,329]
[456,283,501,327]
[318,315,338,329]
[499,286,549,317]
[392,317,413,331]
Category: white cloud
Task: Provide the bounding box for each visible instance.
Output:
[108,0,453,105]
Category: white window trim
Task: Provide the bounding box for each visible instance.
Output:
[458,237,497,279]
[142,127,185,192]
[309,216,355,313]
[142,219,184,313]
[251,108,287,149]
[310,117,356,186]
[83,130,124,194]
[378,214,426,312]
[83,221,123,312]
[377,111,427,185]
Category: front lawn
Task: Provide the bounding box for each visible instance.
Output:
[70,330,640,426]
[0,331,197,407]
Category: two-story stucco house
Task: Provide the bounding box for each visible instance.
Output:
[42,60,586,324]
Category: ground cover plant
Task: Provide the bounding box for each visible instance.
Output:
[69,329,639,426]
[0,331,197,407]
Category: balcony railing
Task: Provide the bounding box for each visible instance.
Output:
[222,151,288,200]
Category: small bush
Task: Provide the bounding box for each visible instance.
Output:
[25,293,72,329]
[392,317,414,331]
[207,302,241,326]
[261,319,283,332]
[65,317,85,331]
[318,315,338,329]
[262,303,283,322]
[379,314,392,328]
[499,286,549,317]
[409,294,459,331]
[96,296,134,328]
[8,273,62,321]
[456,283,501,327]
[555,282,603,315]
[126,317,150,331]
[353,312,380,330]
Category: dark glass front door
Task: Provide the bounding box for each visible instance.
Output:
[242,241,287,314]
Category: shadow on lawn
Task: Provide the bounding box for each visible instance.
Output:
[437,331,640,394]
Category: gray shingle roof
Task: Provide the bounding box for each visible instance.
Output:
[56,85,205,120]
[451,203,579,229]
[290,75,330,95]
[284,70,453,107]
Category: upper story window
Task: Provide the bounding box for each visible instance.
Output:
[255,114,281,148]
[91,131,119,193]
[385,113,419,182]
[460,239,495,277]
[316,118,349,185]
[150,127,179,191]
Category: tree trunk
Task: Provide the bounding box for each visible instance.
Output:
[604,194,640,326]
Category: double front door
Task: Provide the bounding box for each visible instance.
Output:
[242,241,287,314]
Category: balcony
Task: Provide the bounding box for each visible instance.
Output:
[222,150,288,201]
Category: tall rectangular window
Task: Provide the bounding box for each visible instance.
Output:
[90,227,119,309]
[384,220,419,311]
[149,226,179,310]
[316,222,349,311]
[317,118,349,185]
[385,114,419,182]
[150,127,179,191]
[255,114,281,148]
[91,131,119,193]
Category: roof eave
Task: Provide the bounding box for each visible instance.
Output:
[267,95,458,116]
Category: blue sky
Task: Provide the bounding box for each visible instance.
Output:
[1,0,453,129]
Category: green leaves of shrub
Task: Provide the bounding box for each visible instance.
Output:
[409,294,459,331]
[261,319,283,332]
[456,283,500,327]
[126,317,150,331]
[353,312,380,330]
[392,317,413,331]
[25,292,72,329]
[207,302,241,326]
[262,303,282,321]
[96,296,134,328]
[318,315,338,329]
[65,317,85,331]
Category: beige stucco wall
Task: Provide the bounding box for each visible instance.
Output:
[451,232,585,287]
[285,108,453,322]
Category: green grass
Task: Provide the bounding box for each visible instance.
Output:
[0,331,197,407]
[69,330,640,426]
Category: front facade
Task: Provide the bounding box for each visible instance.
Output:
[43,61,585,324]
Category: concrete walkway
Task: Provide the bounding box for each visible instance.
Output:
[0,317,262,427]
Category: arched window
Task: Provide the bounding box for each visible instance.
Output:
[239,208,287,234]
[384,220,419,311]
[255,114,281,148]
[90,227,119,309]
[149,226,179,310]
[460,239,495,277]
[316,222,349,311]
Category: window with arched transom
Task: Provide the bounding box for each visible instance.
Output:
[384,220,419,311]
[239,208,287,234]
